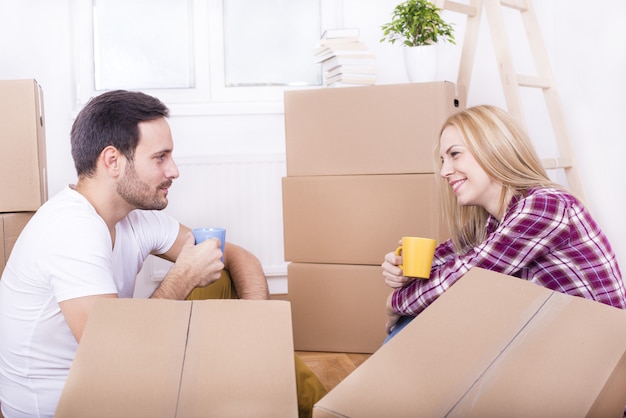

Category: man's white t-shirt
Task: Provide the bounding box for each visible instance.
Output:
[0,186,179,418]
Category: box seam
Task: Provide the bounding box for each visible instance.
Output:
[174,301,194,417]
[445,292,555,416]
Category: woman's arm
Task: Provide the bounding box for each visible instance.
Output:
[391,191,569,316]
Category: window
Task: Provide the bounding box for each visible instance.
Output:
[222,0,321,87]
[72,0,341,114]
[93,0,195,90]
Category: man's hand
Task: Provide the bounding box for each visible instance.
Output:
[175,232,224,287]
[152,232,224,299]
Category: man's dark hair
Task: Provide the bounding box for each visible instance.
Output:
[70,90,169,177]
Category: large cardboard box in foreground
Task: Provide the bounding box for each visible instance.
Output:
[282,174,448,265]
[314,268,626,417]
[289,263,392,353]
[284,82,466,176]
[0,212,35,276]
[0,79,48,212]
[55,299,298,418]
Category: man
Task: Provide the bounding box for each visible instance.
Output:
[0,90,325,417]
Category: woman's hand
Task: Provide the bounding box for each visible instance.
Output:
[385,293,401,334]
[381,251,414,288]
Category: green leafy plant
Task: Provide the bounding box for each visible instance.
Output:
[380,0,455,47]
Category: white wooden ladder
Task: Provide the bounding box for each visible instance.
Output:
[435,0,584,197]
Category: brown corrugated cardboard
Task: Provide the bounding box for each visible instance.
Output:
[0,212,35,276]
[313,268,626,417]
[282,174,449,265]
[55,299,298,418]
[288,263,392,353]
[284,82,465,176]
[0,79,48,212]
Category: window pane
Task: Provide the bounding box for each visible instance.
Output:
[93,0,194,90]
[223,0,321,87]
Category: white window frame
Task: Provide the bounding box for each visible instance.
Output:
[71,0,342,116]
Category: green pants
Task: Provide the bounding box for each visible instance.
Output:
[187,270,328,418]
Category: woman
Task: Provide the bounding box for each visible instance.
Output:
[381,105,626,340]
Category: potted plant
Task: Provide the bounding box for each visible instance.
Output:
[380,0,455,82]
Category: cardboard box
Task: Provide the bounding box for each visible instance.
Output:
[0,212,35,276]
[313,268,626,417]
[55,299,299,418]
[289,263,392,353]
[0,79,48,212]
[284,82,465,176]
[282,174,448,265]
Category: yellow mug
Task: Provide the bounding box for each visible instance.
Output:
[395,237,436,279]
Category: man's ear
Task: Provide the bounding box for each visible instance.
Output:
[100,146,123,177]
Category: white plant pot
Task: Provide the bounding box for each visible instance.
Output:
[403,45,438,83]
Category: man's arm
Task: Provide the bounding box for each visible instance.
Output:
[156,224,269,300]
[58,225,225,343]
[152,226,224,300]
[223,242,270,300]
[59,294,117,342]
[58,229,211,343]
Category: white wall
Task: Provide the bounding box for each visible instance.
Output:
[1,0,625,287]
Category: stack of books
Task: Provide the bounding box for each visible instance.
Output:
[313,28,376,87]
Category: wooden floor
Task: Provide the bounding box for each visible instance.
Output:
[296,351,371,392]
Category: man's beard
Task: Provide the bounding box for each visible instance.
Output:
[117,164,171,211]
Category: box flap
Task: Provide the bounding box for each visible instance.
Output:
[55,299,190,417]
[315,268,552,416]
[450,279,626,417]
[177,299,298,417]
[313,268,626,417]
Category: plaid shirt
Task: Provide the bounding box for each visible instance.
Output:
[392,188,626,316]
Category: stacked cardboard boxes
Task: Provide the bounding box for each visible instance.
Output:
[0,79,45,416]
[0,79,47,278]
[0,213,35,274]
[282,82,466,353]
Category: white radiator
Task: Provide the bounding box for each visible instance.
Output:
[134,154,288,297]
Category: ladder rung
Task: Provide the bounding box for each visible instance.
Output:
[517,75,551,88]
[542,157,573,170]
[500,0,528,11]
[442,0,479,16]
[442,0,585,198]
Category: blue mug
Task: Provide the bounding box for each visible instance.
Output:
[192,227,226,261]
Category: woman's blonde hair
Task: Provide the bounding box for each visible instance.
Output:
[435,105,563,252]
